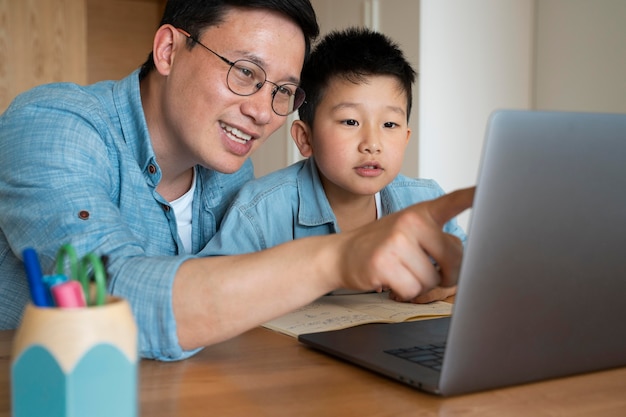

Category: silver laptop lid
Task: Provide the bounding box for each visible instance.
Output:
[440,110,626,395]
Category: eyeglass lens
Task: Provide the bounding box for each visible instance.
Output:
[227,60,305,116]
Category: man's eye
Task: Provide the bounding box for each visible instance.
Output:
[232,63,257,80]
[276,85,294,97]
[384,122,399,128]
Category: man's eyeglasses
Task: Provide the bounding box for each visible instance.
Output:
[176,28,305,116]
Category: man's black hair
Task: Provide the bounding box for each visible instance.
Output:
[139,0,319,80]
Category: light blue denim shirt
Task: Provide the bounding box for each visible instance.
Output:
[0,70,253,360]
[204,157,466,256]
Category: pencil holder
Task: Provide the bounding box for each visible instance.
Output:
[11,297,138,417]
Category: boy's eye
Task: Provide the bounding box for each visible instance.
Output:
[343,119,359,126]
[384,122,398,128]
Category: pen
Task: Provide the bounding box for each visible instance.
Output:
[22,248,50,307]
[51,280,87,308]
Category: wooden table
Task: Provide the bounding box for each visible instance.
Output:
[1,327,626,416]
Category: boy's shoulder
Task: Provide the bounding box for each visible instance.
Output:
[233,160,307,204]
[381,175,448,212]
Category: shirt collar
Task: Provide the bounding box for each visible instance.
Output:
[296,157,337,226]
[113,69,160,185]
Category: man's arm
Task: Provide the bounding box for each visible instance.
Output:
[173,187,475,350]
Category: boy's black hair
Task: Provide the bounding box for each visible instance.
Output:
[139,0,319,80]
[297,27,416,126]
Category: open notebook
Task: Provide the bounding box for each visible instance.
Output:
[299,110,626,396]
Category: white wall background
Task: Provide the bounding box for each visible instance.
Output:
[419,0,535,229]
[420,0,626,229]
[534,0,626,113]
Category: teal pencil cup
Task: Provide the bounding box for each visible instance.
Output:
[11,297,138,417]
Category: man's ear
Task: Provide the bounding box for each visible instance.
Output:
[152,25,180,76]
[291,120,314,157]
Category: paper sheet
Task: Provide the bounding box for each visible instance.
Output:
[263,292,452,337]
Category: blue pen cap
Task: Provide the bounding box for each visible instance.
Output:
[43,274,68,287]
[42,274,69,306]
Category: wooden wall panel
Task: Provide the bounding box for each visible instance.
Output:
[0,0,87,111]
[0,0,164,112]
[87,0,163,83]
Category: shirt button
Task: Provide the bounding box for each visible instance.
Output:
[78,210,90,220]
[162,204,170,212]
[148,164,157,174]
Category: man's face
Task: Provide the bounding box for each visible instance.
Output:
[161,8,306,174]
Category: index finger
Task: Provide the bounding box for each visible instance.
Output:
[428,186,476,228]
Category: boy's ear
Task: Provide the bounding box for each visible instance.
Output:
[291,120,314,157]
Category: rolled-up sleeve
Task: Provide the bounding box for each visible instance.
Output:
[108,254,202,361]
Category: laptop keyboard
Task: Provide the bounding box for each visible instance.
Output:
[384,342,446,371]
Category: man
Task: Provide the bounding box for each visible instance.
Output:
[0,0,473,360]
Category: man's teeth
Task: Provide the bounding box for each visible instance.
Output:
[221,123,252,144]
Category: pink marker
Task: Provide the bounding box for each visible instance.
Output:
[51,280,87,308]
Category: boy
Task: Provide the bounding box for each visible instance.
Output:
[205,27,466,302]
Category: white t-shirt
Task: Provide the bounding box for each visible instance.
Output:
[170,169,196,253]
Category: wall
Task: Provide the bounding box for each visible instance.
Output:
[419,0,535,229]
[419,0,626,230]
[0,0,162,112]
[0,0,87,112]
[534,0,626,113]
[87,0,162,84]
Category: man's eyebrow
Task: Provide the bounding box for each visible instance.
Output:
[234,50,301,84]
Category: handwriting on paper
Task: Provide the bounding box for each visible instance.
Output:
[263,292,452,337]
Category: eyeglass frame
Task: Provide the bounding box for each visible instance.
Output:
[175,28,306,116]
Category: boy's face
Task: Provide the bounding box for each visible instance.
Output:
[297,75,410,200]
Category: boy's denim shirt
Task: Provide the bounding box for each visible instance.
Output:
[0,70,253,360]
[204,157,467,256]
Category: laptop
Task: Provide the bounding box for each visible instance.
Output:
[299,110,626,396]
